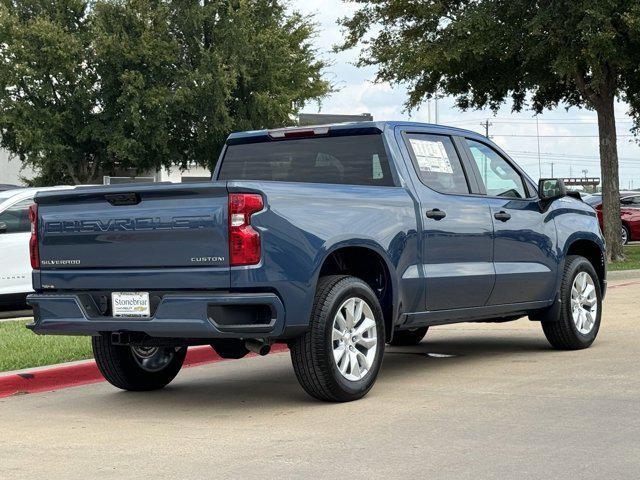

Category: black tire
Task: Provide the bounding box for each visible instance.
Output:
[389,327,429,346]
[541,255,602,350]
[290,275,385,402]
[622,225,630,245]
[92,335,187,391]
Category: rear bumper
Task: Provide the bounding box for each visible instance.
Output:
[27,292,285,339]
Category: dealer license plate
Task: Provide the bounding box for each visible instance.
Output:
[112,292,150,318]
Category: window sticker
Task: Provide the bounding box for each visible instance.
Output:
[409,138,454,174]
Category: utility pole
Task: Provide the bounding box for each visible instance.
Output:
[481,119,492,138]
[434,97,439,124]
[536,116,542,179]
[550,162,554,178]
[569,165,573,177]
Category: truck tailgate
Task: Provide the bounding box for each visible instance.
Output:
[35,182,230,289]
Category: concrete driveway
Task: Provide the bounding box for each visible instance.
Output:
[1,279,639,479]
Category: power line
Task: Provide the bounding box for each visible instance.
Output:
[494,134,635,138]
[446,116,635,125]
[506,149,640,162]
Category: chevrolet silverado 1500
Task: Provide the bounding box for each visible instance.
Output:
[27,122,606,402]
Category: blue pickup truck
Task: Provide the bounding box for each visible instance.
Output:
[27,121,605,402]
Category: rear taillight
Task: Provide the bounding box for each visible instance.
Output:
[228,193,263,266]
[28,203,40,269]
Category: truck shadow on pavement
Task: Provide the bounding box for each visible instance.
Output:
[58,332,559,417]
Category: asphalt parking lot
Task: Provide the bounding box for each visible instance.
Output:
[1,278,639,479]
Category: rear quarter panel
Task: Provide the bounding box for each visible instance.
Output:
[226,181,420,332]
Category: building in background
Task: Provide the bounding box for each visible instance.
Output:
[0,146,211,186]
[103,164,211,185]
[298,113,373,125]
[0,149,35,186]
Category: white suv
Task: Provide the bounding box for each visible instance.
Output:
[0,187,75,306]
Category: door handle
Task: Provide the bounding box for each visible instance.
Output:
[494,211,511,222]
[426,209,446,220]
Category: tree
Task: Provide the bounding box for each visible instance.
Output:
[0,0,102,184]
[0,0,330,184]
[339,0,640,261]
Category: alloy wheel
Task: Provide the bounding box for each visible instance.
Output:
[570,272,598,335]
[331,297,378,381]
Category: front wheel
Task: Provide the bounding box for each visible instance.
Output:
[622,225,629,245]
[541,255,602,350]
[290,275,385,402]
[92,335,187,391]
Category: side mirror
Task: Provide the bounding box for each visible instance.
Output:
[538,178,567,203]
[0,222,6,234]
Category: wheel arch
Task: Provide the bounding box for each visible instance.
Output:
[531,236,606,323]
[564,237,606,293]
[316,241,399,342]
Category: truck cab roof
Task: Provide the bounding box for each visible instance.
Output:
[226,121,488,144]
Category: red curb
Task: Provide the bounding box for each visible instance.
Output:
[0,343,289,399]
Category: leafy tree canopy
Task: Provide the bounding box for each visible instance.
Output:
[339,0,640,260]
[0,0,330,184]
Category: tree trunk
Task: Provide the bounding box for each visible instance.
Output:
[594,93,624,262]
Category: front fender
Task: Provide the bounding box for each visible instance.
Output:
[551,198,606,291]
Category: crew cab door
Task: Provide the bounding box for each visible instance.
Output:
[397,129,494,311]
[0,196,33,296]
[462,138,557,305]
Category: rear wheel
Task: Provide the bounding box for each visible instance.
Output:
[92,335,187,391]
[541,255,602,350]
[290,275,385,402]
[389,327,429,346]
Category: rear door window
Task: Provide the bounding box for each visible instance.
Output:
[218,134,395,186]
[404,134,470,194]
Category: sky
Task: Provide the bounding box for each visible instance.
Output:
[294,0,640,189]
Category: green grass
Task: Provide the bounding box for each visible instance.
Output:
[0,320,92,372]
[609,244,640,271]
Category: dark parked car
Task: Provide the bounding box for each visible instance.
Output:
[26,122,606,402]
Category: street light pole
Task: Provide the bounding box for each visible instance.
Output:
[536,117,542,179]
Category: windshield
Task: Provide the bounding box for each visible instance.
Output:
[218,134,394,187]
[584,195,602,206]
[0,189,24,200]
